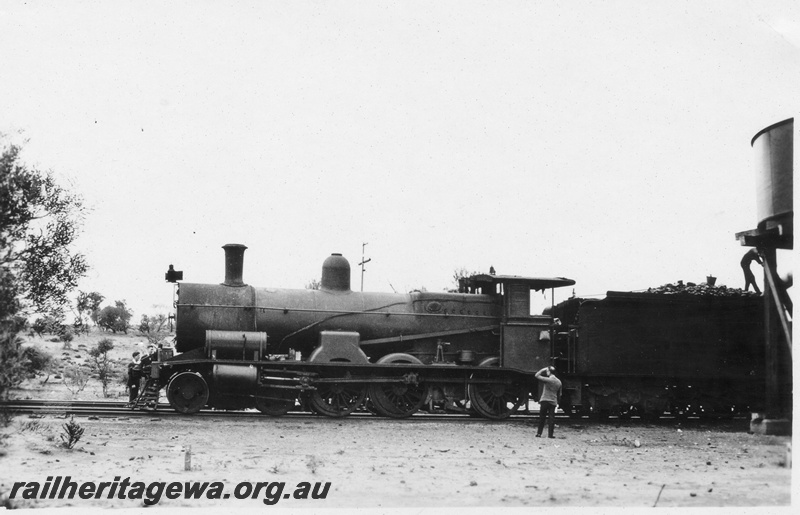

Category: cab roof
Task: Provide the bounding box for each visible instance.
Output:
[469,274,576,291]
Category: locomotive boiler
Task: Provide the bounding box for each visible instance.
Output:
[152,244,575,419]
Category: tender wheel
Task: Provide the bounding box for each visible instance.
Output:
[255,389,295,417]
[467,357,525,420]
[616,405,634,420]
[559,392,581,419]
[593,408,611,420]
[568,405,590,419]
[167,371,209,414]
[308,379,366,418]
[640,409,663,422]
[561,402,583,420]
[368,353,430,418]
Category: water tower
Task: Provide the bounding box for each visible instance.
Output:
[735,118,793,435]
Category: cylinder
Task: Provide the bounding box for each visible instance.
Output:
[212,364,258,392]
[222,243,248,287]
[752,118,793,227]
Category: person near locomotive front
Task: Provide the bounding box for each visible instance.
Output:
[740,248,764,294]
[126,351,142,404]
[135,345,159,408]
[140,344,157,366]
[535,366,562,438]
[138,345,157,380]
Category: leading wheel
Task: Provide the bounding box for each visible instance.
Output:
[308,378,366,418]
[368,353,430,418]
[166,371,209,414]
[467,357,526,420]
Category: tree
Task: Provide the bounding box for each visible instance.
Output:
[29,314,63,338]
[76,290,104,327]
[449,267,480,293]
[97,300,133,334]
[1,140,88,400]
[0,143,88,318]
[89,338,115,397]
[138,313,169,346]
[22,346,54,383]
[305,278,321,290]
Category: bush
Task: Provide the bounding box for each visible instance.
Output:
[61,327,75,343]
[30,315,64,338]
[62,365,89,395]
[60,416,84,449]
[60,328,74,345]
[30,318,48,338]
[21,347,54,377]
[0,333,27,399]
[89,338,115,396]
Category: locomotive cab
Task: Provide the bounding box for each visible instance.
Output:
[468,274,575,373]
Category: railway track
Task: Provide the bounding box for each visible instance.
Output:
[1,400,743,424]
[0,399,550,421]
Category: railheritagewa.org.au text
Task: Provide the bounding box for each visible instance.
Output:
[9,476,331,505]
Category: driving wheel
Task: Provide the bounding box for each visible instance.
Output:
[467,357,525,420]
[368,353,429,418]
[308,379,366,418]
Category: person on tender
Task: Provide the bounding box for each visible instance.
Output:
[740,248,764,294]
[535,366,562,438]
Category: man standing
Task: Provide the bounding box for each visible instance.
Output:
[126,351,142,404]
[535,366,562,438]
[741,248,763,294]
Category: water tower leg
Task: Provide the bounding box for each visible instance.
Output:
[750,248,792,436]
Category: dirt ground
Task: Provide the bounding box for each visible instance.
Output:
[0,331,793,510]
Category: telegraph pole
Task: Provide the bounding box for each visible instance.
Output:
[358,242,371,292]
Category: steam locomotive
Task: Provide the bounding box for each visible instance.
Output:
[149,244,575,419]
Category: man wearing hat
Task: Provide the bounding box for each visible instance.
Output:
[535,366,562,438]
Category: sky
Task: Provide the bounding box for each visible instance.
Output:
[0,0,797,319]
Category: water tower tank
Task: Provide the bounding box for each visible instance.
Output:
[752,118,793,228]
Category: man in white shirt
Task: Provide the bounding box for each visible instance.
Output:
[535,366,562,438]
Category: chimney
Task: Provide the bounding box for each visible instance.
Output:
[222,244,247,287]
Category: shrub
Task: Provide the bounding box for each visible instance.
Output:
[60,417,84,449]
[62,366,89,395]
[0,332,27,402]
[21,347,54,377]
[60,329,74,349]
[60,328,74,342]
[30,318,48,338]
[89,338,115,396]
[30,315,64,338]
